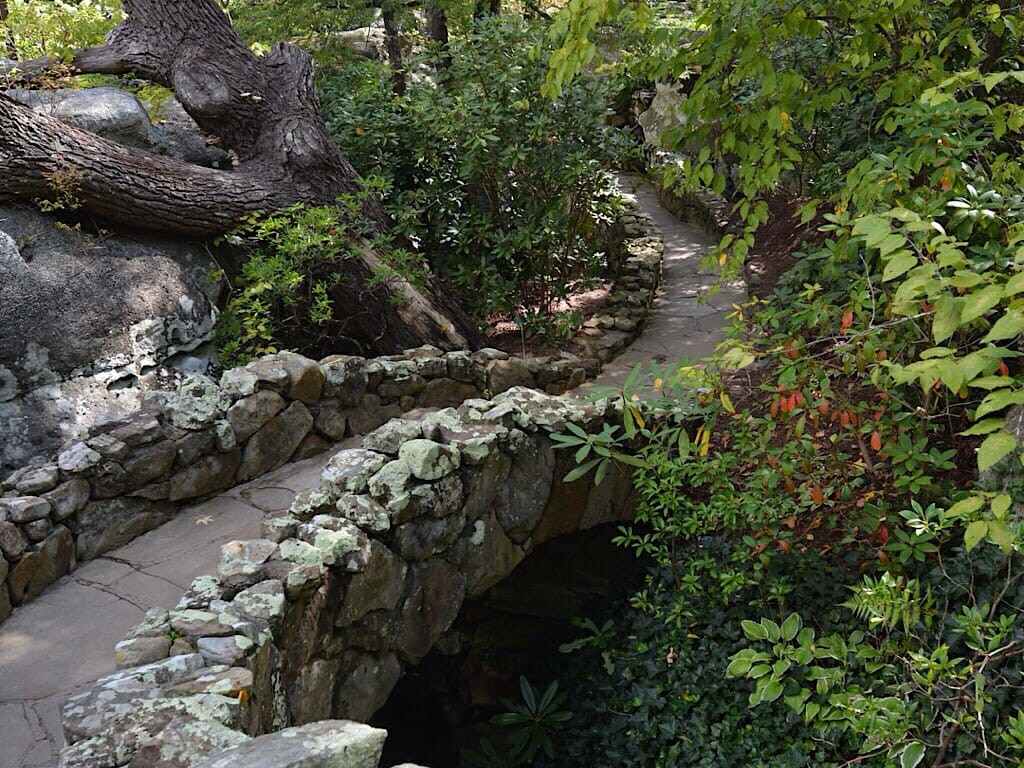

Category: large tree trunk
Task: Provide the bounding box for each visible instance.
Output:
[381,0,406,97]
[0,0,482,354]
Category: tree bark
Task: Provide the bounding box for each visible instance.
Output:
[0,0,483,353]
[425,0,451,70]
[381,0,406,96]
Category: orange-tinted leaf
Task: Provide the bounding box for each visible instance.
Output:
[1000,361,1010,376]
[810,485,824,505]
[870,431,882,451]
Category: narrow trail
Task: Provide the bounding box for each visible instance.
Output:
[0,177,744,767]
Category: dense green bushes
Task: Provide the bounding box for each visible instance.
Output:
[1,0,119,61]
[321,18,631,324]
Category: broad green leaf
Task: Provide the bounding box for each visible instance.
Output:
[946,495,985,518]
[960,418,1006,436]
[901,742,926,768]
[984,307,1024,342]
[976,388,1024,419]
[1004,271,1024,297]
[988,519,1014,554]
[961,284,1003,323]
[964,520,988,550]
[932,296,961,343]
[991,493,1012,519]
[761,680,784,703]
[742,619,769,640]
[781,613,802,641]
[883,251,917,281]
[978,431,1016,471]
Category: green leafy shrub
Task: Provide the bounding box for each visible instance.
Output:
[2,0,121,61]
[321,17,633,324]
[214,180,426,366]
[545,554,861,768]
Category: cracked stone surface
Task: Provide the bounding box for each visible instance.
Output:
[0,451,335,767]
[0,179,736,767]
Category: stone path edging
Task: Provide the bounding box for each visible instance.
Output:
[0,196,663,627]
[0,176,745,768]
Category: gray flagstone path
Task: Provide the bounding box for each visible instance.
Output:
[0,177,743,767]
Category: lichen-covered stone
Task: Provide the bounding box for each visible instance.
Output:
[58,442,102,473]
[320,355,368,406]
[335,494,390,534]
[398,439,460,481]
[42,477,90,521]
[192,720,387,768]
[367,459,414,520]
[166,374,231,429]
[392,511,466,562]
[298,518,371,570]
[87,433,129,461]
[218,539,278,591]
[319,449,388,494]
[231,579,286,627]
[363,418,424,455]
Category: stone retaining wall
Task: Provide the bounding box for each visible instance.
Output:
[59,387,635,768]
[0,203,662,625]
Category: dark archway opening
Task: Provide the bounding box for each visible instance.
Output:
[372,523,645,767]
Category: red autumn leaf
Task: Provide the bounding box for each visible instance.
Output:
[999,361,1010,376]
[870,431,882,451]
[841,310,853,329]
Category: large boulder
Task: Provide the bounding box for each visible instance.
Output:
[3,85,230,167]
[0,202,220,470]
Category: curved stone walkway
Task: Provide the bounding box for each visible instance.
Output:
[0,178,744,767]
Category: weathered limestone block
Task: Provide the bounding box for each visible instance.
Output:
[115,636,173,669]
[486,359,535,394]
[290,658,340,726]
[197,635,254,665]
[454,512,525,597]
[278,351,326,404]
[409,473,463,519]
[89,459,128,499]
[218,539,279,592]
[74,498,176,560]
[0,495,51,523]
[494,434,555,543]
[123,440,177,487]
[333,652,402,722]
[417,378,481,408]
[192,721,387,768]
[24,518,52,542]
[346,393,395,435]
[367,459,415,521]
[363,418,424,455]
[320,355,368,406]
[293,433,330,461]
[168,448,242,501]
[336,542,408,627]
[227,390,285,443]
[398,439,461,481]
[7,524,74,604]
[174,427,217,467]
[87,433,129,461]
[58,442,102,474]
[296,519,371,570]
[314,400,348,441]
[11,465,60,494]
[0,520,28,559]
[392,511,466,562]
[398,559,466,663]
[237,402,314,483]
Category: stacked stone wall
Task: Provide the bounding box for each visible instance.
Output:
[0,202,661,625]
[59,388,637,768]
